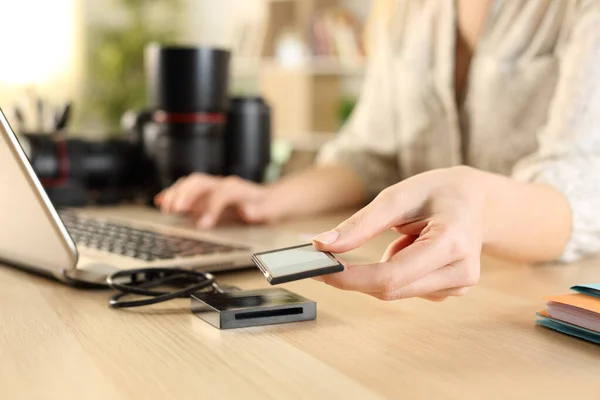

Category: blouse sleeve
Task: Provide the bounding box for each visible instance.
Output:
[511,3,600,262]
[315,18,401,201]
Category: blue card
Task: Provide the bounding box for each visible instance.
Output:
[536,313,600,345]
[570,283,600,299]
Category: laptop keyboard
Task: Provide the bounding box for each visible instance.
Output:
[59,212,247,262]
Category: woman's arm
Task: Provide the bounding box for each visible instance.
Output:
[479,171,572,263]
[265,165,366,220]
[155,164,366,227]
[509,2,600,262]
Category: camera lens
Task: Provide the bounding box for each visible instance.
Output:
[145,44,231,188]
[152,119,225,188]
[145,44,231,113]
[225,97,271,182]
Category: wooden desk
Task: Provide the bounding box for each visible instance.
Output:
[1,207,599,399]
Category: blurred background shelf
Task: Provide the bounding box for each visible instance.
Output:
[0,0,375,144]
[233,57,365,77]
[245,0,369,137]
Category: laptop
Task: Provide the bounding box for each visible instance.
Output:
[0,108,296,286]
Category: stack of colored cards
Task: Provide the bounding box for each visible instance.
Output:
[537,284,600,344]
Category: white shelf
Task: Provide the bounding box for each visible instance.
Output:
[264,57,364,75]
[232,57,365,77]
[275,130,337,151]
[231,57,262,77]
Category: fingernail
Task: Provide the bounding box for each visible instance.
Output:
[312,230,339,244]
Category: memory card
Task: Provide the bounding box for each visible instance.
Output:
[251,243,344,284]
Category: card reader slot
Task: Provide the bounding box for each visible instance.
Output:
[235,307,303,320]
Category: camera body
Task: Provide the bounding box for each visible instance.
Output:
[21,127,156,207]
[21,45,272,208]
[21,99,271,208]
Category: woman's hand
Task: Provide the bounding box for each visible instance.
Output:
[154,165,367,230]
[312,166,485,301]
[154,173,277,228]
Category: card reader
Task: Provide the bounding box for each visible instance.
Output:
[191,288,316,329]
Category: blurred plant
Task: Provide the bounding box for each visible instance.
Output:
[86,0,182,131]
[338,96,357,128]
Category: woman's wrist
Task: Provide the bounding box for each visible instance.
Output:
[261,182,289,222]
[443,165,491,243]
[260,165,367,223]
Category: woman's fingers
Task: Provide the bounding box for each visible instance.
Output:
[367,261,479,301]
[321,223,479,299]
[170,176,218,213]
[313,189,409,253]
[158,173,253,218]
[322,233,454,293]
[156,174,270,228]
[157,177,186,213]
[197,176,256,228]
[156,174,215,213]
[154,191,165,205]
[380,235,417,262]
[421,287,471,302]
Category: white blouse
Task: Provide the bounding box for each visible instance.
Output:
[316,0,600,262]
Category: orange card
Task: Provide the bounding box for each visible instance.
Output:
[544,293,600,314]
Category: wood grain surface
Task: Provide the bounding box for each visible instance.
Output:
[1,206,599,400]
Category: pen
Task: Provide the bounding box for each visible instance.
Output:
[55,102,72,132]
[36,97,44,132]
[13,105,25,133]
[53,105,61,130]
